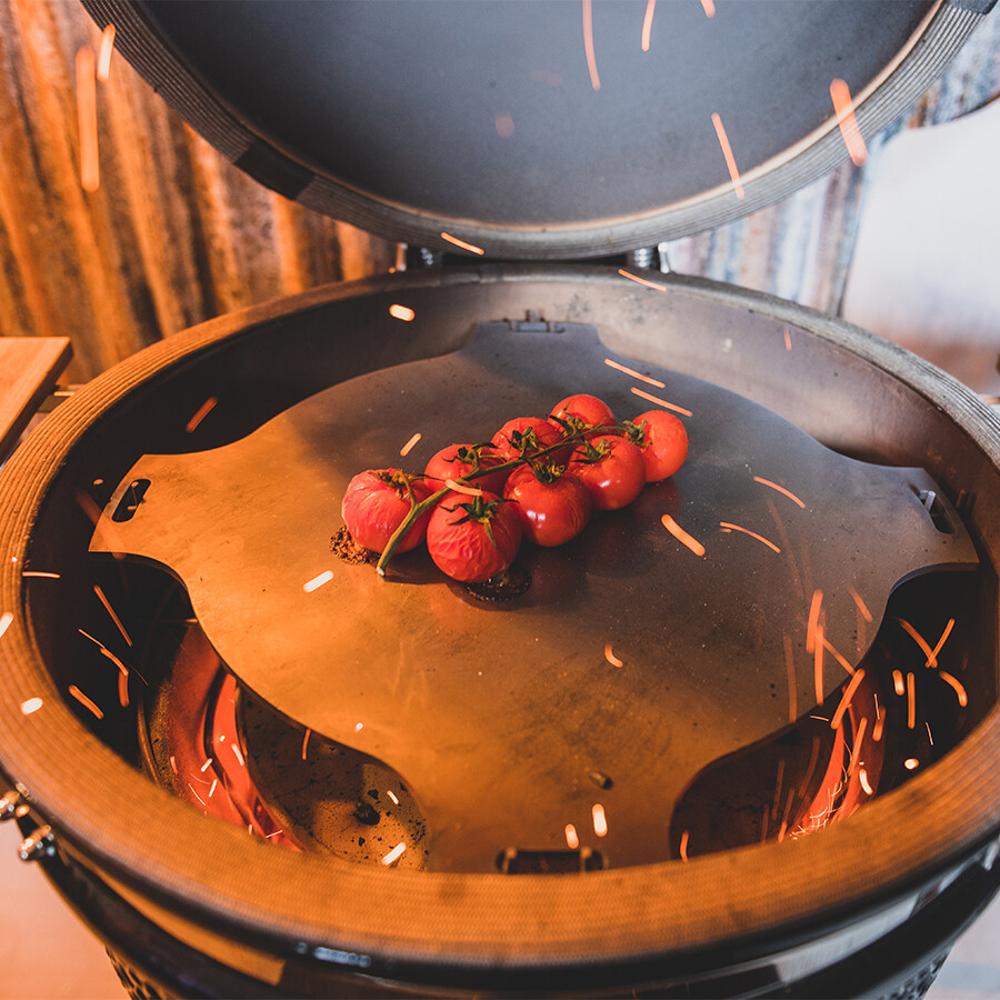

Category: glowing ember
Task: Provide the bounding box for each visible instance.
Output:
[581,0,601,90]
[301,728,311,760]
[873,711,885,743]
[399,432,422,457]
[592,802,608,837]
[783,328,792,352]
[847,717,867,775]
[718,521,781,554]
[630,386,691,417]
[925,721,934,746]
[187,783,207,806]
[495,113,515,138]
[849,587,873,623]
[117,671,128,708]
[97,24,116,81]
[303,570,334,593]
[752,476,806,509]
[169,755,178,774]
[354,722,364,732]
[928,618,955,665]
[710,112,744,199]
[829,78,868,167]
[440,232,485,255]
[603,357,666,389]
[388,304,415,322]
[564,823,580,850]
[783,634,797,724]
[0,612,14,640]
[21,571,61,579]
[230,743,246,767]
[603,642,624,668]
[660,514,705,557]
[906,672,916,730]
[20,698,43,716]
[904,757,920,771]
[382,842,406,866]
[186,397,218,433]
[387,790,400,806]
[700,0,716,16]
[68,684,103,719]
[806,590,823,654]
[892,669,905,696]
[830,668,865,730]
[200,757,213,773]
[896,618,937,666]
[859,767,874,795]
[679,830,690,862]
[208,778,218,798]
[641,0,656,51]
[94,584,133,646]
[617,268,668,294]
[444,478,484,497]
[75,48,99,192]
[938,670,969,708]
[813,624,825,703]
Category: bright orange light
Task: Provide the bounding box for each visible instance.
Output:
[603,642,624,668]
[97,24,116,81]
[592,802,608,837]
[806,590,823,653]
[565,823,580,850]
[904,757,919,771]
[388,304,416,322]
[873,711,885,743]
[186,396,218,433]
[822,634,856,676]
[440,232,485,255]
[938,670,968,708]
[700,0,716,16]
[660,514,705,557]
[21,571,61,579]
[641,0,656,51]
[718,521,781,554]
[76,48,99,192]
[68,684,104,719]
[630,386,691,417]
[906,672,916,730]
[897,618,937,666]
[847,716,868,775]
[892,669,905,696]
[20,697,43,716]
[849,588,873,624]
[117,670,129,708]
[679,830,690,862]
[858,767,873,795]
[604,357,666,389]
[829,78,868,166]
[399,432,422,457]
[301,728,311,760]
[928,618,955,665]
[783,328,792,352]
[303,570,334,593]
[752,475,806,509]
[710,112,744,199]
[617,268,668,294]
[94,583,133,646]
[382,842,406,866]
[830,668,865,730]
[582,0,601,90]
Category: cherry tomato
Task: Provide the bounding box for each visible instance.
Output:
[426,491,522,582]
[423,442,507,495]
[628,409,689,482]
[549,393,616,438]
[341,469,431,553]
[491,417,563,463]
[503,463,592,547]
[568,435,645,511]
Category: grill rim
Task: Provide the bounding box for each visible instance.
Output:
[1,265,999,970]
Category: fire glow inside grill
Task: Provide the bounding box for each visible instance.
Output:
[2,1,1000,997]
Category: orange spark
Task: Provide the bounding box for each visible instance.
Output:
[718,521,781,554]
[897,618,937,666]
[679,830,690,862]
[858,767,874,795]
[303,569,334,593]
[660,514,705,557]
[564,823,580,850]
[354,721,364,732]
[752,476,806,509]
[186,396,218,433]
[873,710,886,743]
[399,432,422,456]
[830,669,865,730]
[94,584,133,646]
[806,591,823,653]
[822,634,856,676]
[495,113,515,138]
[829,78,868,167]
[710,112,744,199]
[117,670,129,707]
[22,571,61,579]
[925,721,934,746]
[75,48,99,192]
[169,755,178,774]
[847,717,868,775]
[301,728,311,760]
[641,0,656,51]
[388,304,415,322]
[939,671,968,708]
[68,684,103,719]
[904,757,919,771]
[813,623,825,703]
[440,232,484,255]
[445,479,483,497]
[582,0,601,91]
[200,757,214,773]
[97,24,116,81]
[0,611,12,640]
[700,0,716,16]
[630,385,691,417]
[387,790,400,805]
[603,642,624,668]
[928,618,955,666]
[906,672,916,730]
[604,357,666,389]
[230,743,246,767]
[892,669,905,696]
[783,328,792,352]
[187,783,207,807]
[617,268,668,293]
[208,778,218,798]
[783,633,797,724]
[849,588,873,623]
[592,802,608,837]
[20,697,43,716]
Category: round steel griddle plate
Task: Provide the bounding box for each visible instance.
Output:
[92,322,975,872]
[80,0,987,257]
[1,269,999,974]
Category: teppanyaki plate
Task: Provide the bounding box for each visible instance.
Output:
[91,322,976,870]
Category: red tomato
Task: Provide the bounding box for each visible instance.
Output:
[568,435,645,511]
[503,463,592,547]
[629,409,689,482]
[426,491,522,582]
[491,417,563,463]
[549,393,616,437]
[341,469,431,553]
[423,443,507,494]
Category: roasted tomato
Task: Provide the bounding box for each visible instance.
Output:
[423,442,508,494]
[503,462,592,547]
[426,491,522,582]
[491,417,563,463]
[341,469,431,553]
[626,409,689,482]
[568,435,645,511]
[549,393,616,438]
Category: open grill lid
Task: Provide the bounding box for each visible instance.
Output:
[81,0,989,259]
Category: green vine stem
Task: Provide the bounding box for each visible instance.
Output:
[375,421,621,576]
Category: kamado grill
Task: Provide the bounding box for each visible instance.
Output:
[2,1,1000,996]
